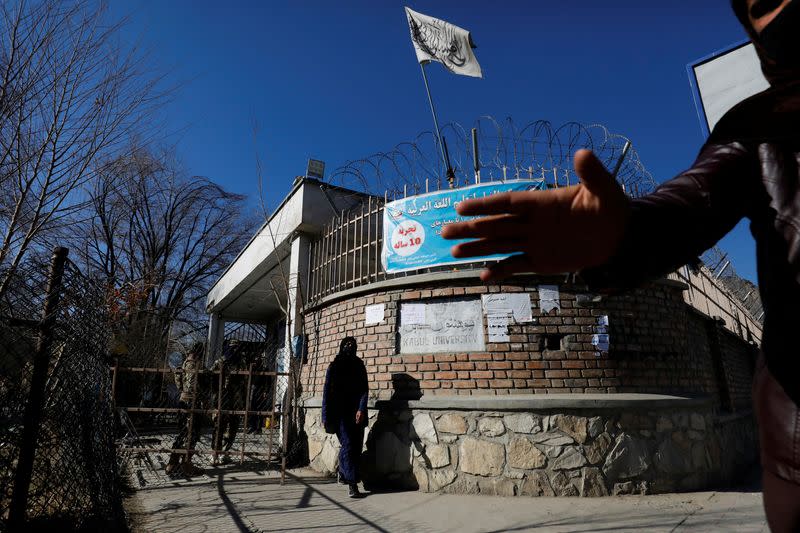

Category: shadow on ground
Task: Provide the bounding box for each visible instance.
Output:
[128,466,428,533]
[127,464,767,533]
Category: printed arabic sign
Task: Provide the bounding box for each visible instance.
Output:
[381,180,544,273]
[398,299,484,354]
[482,293,533,323]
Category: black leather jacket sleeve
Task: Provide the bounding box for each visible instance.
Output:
[581,142,758,290]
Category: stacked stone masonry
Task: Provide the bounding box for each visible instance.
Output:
[304,401,756,497]
[300,275,760,497]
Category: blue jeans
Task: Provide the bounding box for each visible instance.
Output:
[336,418,364,484]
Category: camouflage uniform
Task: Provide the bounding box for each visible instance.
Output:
[210,356,244,458]
[167,355,203,471]
[176,357,200,403]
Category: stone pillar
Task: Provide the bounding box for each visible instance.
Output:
[288,234,310,337]
[279,233,310,445]
[206,312,225,367]
[282,233,310,366]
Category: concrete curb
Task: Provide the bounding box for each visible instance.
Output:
[301,393,712,411]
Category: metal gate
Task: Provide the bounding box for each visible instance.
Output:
[112,321,293,486]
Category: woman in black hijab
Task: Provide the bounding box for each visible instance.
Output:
[322,337,368,498]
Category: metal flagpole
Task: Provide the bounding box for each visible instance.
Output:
[419,62,450,181]
[611,141,632,179]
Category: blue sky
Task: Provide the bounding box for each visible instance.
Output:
[110,0,758,282]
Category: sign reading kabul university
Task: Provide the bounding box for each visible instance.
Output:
[381,180,544,273]
[399,299,484,354]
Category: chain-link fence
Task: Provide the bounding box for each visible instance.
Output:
[0,248,126,532]
[113,321,295,487]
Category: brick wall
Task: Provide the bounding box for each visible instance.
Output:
[669,267,762,344]
[301,277,756,410]
[718,327,758,410]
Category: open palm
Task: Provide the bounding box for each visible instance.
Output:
[441,150,630,281]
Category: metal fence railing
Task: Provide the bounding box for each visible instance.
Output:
[306,117,764,321]
[308,119,665,304]
[0,248,126,532]
[112,321,295,487]
[307,194,764,341]
[307,192,491,304]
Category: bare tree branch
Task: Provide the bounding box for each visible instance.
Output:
[71,146,256,367]
[0,0,167,299]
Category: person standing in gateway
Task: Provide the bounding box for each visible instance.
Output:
[166,342,205,476]
[322,336,368,498]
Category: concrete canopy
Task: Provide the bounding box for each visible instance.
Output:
[216,256,290,323]
[206,177,372,324]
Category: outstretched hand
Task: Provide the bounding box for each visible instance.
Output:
[441,150,629,281]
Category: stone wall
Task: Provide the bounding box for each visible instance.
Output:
[299,273,760,497]
[303,396,757,497]
[717,326,758,411]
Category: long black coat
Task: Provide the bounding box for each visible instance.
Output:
[321,353,368,434]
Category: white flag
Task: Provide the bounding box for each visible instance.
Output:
[405,7,482,78]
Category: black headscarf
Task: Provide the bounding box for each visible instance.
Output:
[336,336,358,362]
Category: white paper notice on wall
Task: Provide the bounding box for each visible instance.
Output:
[596,315,609,334]
[482,293,532,323]
[399,299,485,353]
[487,313,511,342]
[538,285,560,314]
[401,303,426,325]
[592,334,610,352]
[365,303,385,325]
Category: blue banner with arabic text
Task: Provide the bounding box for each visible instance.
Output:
[381,180,545,273]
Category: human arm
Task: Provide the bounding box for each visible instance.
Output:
[355,393,368,425]
[442,150,629,280]
[321,365,332,428]
[356,363,368,426]
[174,361,185,390]
[580,142,756,288]
[321,364,342,434]
[442,145,755,287]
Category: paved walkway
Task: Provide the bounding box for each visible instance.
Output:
[128,467,768,532]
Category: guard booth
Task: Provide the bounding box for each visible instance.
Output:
[203,176,375,467]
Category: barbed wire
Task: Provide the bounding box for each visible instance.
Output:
[325,117,657,198]
[316,117,760,325]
